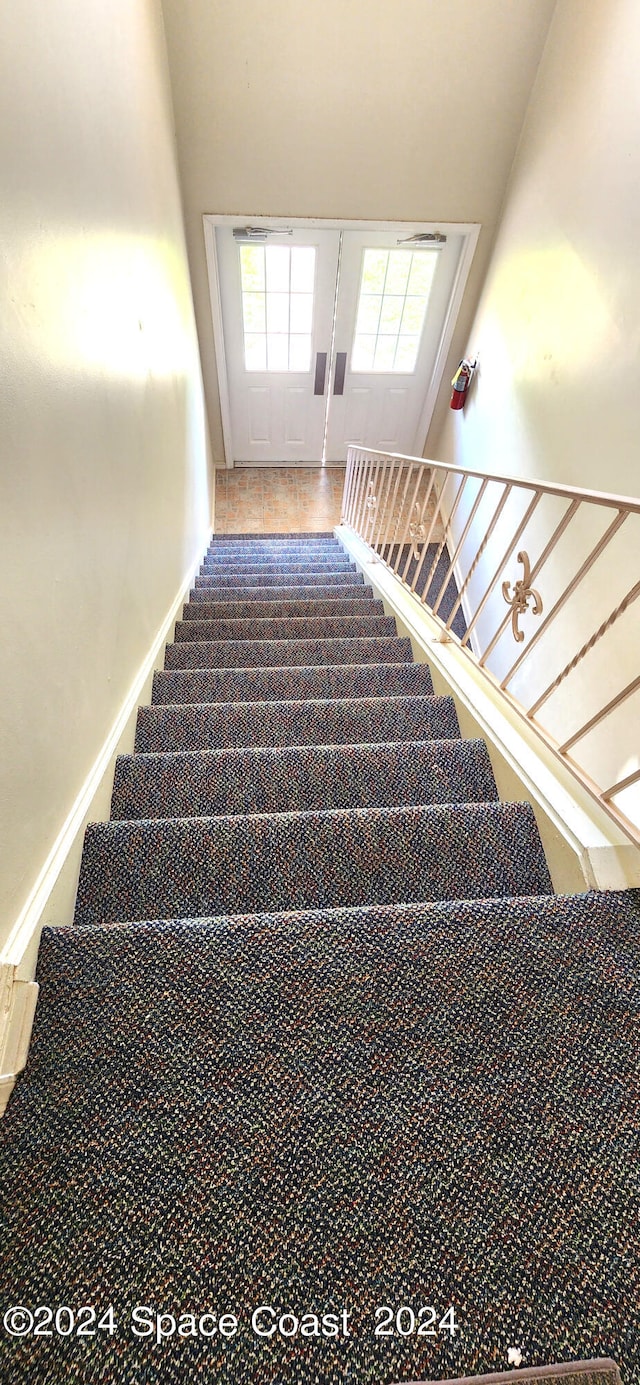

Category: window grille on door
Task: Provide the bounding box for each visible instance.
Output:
[239,244,316,372]
[351,248,438,373]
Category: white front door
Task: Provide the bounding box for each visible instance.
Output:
[213,224,467,465]
[215,227,341,464]
[324,231,464,461]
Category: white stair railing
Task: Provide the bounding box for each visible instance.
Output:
[341,446,640,846]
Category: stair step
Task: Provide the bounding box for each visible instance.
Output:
[45,888,640,980]
[152,660,435,707]
[164,634,413,671]
[195,569,363,588]
[209,529,335,540]
[137,692,456,752]
[74,800,553,926]
[208,530,341,540]
[189,581,370,603]
[111,738,497,820]
[206,540,344,555]
[199,566,356,582]
[182,596,380,621]
[204,541,345,555]
[200,557,354,574]
[174,613,397,643]
[10,888,638,1382]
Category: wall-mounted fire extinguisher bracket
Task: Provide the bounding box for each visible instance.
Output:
[450,355,478,410]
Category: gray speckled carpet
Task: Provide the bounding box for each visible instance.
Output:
[0,534,637,1385]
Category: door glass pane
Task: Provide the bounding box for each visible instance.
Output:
[266,293,289,334]
[385,251,411,295]
[239,245,265,292]
[289,293,313,334]
[352,247,438,373]
[242,292,266,333]
[290,246,315,293]
[408,254,437,295]
[356,294,382,335]
[394,336,420,371]
[373,335,397,371]
[265,245,290,292]
[361,250,387,293]
[240,244,316,372]
[401,296,427,334]
[244,334,267,370]
[379,296,404,334]
[267,334,288,371]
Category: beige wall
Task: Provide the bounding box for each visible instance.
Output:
[435,0,640,831]
[436,0,640,501]
[0,0,213,945]
[161,0,556,461]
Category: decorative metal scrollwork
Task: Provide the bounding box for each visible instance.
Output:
[502,551,543,643]
[408,503,426,560]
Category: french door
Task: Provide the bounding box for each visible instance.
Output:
[215,227,341,463]
[324,230,463,461]
[214,224,466,465]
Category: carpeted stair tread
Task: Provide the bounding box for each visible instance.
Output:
[203,548,347,564]
[207,541,343,555]
[164,634,413,670]
[211,528,335,538]
[111,738,498,821]
[200,559,355,576]
[174,613,397,643]
[74,800,552,926]
[151,660,435,707]
[195,568,364,588]
[182,595,380,620]
[138,692,456,752]
[33,885,640,982]
[189,581,371,604]
[207,533,339,544]
[5,892,637,1380]
[208,531,340,540]
[202,543,348,559]
[203,542,344,559]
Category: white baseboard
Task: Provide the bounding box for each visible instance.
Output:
[335,525,640,894]
[0,533,211,1105]
[0,967,39,1115]
[0,1076,17,1119]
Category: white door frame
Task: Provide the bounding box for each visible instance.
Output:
[203,214,481,470]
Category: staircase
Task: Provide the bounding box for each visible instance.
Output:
[0,534,638,1385]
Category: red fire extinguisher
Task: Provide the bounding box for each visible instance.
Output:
[450,357,477,410]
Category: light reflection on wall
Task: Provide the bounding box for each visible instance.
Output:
[25,234,191,377]
[486,239,619,381]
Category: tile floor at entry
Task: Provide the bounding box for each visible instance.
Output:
[214,467,345,533]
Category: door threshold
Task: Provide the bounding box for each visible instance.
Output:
[233,460,347,469]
